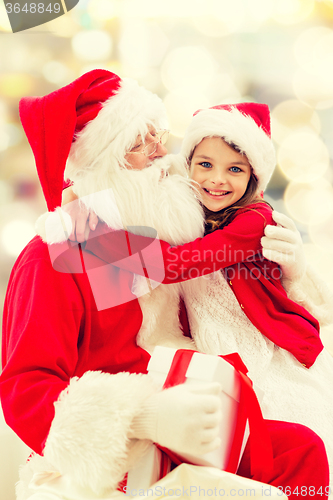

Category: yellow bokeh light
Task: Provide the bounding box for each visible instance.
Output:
[272,0,314,25]
[0,100,8,123]
[246,0,275,25]
[303,244,333,276]
[309,215,333,253]
[119,0,273,28]
[191,0,276,35]
[294,27,333,71]
[72,30,113,62]
[0,181,13,207]
[43,61,74,85]
[164,90,210,138]
[121,0,203,18]
[103,61,124,76]
[0,130,10,152]
[48,12,79,37]
[284,179,333,225]
[0,2,11,32]
[293,69,333,109]
[119,20,169,71]
[0,74,34,98]
[136,68,162,94]
[1,124,23,149]
[161,46,217,92]
[322,0,333,16]
[271,100,321,145]
[192,17,236,38]
[302,244,333,321]
[205,73,241,105]
[5,45,50,73]
[278,132,329,183]
[293,27,333,108]
[88,0,117,21]
[1,220,36,257]
[191,0,245,36]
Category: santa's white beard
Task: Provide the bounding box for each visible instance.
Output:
[75,154,205,245]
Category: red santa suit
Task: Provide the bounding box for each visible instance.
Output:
[1,235,157,493]
[0,76,330,500]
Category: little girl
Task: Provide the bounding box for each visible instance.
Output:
[177,103,333,483]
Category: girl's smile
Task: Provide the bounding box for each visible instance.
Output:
[202,188,232,197]
[190,137,252,212]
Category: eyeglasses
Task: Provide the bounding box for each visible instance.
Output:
[127,130,169,157]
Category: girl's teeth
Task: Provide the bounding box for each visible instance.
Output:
[207,190,229,196]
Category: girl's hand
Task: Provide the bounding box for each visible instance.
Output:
[61,187,99,242]
[261,210,306,282]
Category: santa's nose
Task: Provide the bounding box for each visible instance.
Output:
[151,141,167,159]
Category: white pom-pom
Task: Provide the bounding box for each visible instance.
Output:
[35,208,72,244]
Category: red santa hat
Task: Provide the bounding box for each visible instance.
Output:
[181,103,276,193]
[19,69,168,211]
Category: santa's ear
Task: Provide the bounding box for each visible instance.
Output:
[35,208,73,244]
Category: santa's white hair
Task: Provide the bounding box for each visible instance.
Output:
[65,78,168,197]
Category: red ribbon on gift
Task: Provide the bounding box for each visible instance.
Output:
[157,349,273,479]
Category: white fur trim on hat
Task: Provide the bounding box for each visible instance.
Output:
[65,78,168,195]
[180,108,276,192]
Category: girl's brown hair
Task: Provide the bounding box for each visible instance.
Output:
[188,138,272,235]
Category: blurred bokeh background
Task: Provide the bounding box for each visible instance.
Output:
[1,0,333,498]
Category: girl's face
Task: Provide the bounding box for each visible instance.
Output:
[190,137,251,212]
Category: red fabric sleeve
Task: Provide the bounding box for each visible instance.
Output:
[84,204,272,285]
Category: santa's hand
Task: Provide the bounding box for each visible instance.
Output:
[62,186,99,242]
[261,210,306,282]
[130,382,222,456]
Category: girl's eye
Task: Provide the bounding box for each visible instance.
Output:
[200,162,212,169]
[230,166,242,173]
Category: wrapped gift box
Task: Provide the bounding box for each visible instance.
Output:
[147,346,248,470]
[127,347,267,494]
